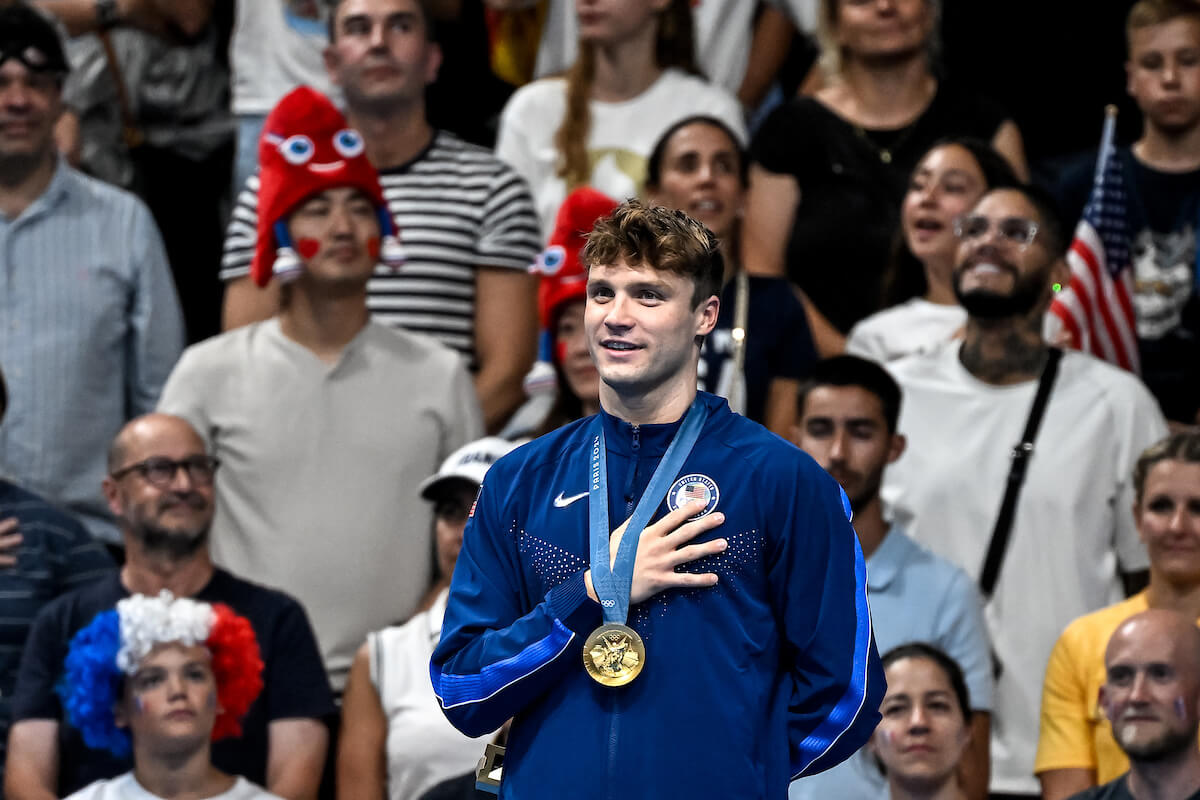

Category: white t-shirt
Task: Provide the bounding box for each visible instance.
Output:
[368,589,495,800]
[532,0,758,93]
[881,343,1167,795]
[496,68,746,239]
[66,774,281,800]
[845,298,966,364]
[230,2,337,116]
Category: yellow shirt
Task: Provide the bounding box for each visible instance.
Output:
[1034,592,1200,783]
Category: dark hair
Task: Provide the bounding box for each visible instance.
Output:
[993,183,1068,260]
[1133,431,1200,505]
[644,115,749,191]
[0,2,70,79]
[797,356,903,434]
[582,200,723,308]
[880,138,1021,307]
[881,642,971,718]
[327,0,437,43]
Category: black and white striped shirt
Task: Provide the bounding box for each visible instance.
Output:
[221,130,542,362]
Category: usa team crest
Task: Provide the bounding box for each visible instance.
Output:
[666,474,719,519]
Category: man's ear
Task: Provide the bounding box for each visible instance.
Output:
[102,477,123,518]
[323,46,342,87]
[1050,257,1071,294]
[1098,685,1113,722]
[696,295,720,337]
[886,433,906,465]
[113,700,128,730]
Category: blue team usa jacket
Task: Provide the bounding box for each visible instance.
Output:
[431,392,884,799]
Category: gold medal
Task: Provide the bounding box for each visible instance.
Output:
[583,623,646,687]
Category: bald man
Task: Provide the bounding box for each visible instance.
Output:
[6,414,334,800]
[1068,610,1200,800]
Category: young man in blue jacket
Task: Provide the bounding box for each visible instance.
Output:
[431,200,884,799]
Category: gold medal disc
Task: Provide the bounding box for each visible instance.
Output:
[583,623,646,687]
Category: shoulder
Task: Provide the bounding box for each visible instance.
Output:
[363,322,466,373]
[487,417,594,486]
[1058,594,1147,659]
[1065,776,1129,800]
[166,326,258,385]
[206,568,307,616]
[886,342,958,385]
[502,77,567,118]
[888,529,975,591]
[1056,350,1162,413]
[229,777,286,800]
[59,164,146,212]
[929,82,1011,135]
[31,573,122,635]
[63,775,126,800]
[420,131,527,183]
[702,394,829,486]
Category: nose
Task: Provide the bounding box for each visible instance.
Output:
[1163,60,1180,86]
[1128,672,1153,704]
[603,294,634,331]
[168,463,196,492]
[368,20,388,49]
[0,79,33,110]
[828,430,850,462]
[908,704,930,732]
[165,670,187,698]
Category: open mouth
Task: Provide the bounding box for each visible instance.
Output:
[601,339,640,352]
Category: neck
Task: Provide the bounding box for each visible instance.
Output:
[589,33,663,102]
[1127,750,1200,800]
[131,742,233,800]
[121,539,214,598]
[1146,574,1200,619]
[0,150,57,219]
[277,284,370,363]
[888,776,967,800]
[1134,124,1200,172]
[853,495,889,559]
[346,106,433,170]
[582,398,601,417]
[921,256,959,305]
[958,315,1048,385]
[600,373,697,426]
[832,55,935,128]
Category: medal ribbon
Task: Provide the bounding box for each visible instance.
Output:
[588,398,708,625]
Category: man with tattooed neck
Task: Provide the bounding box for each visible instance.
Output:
[881,185,1169,799]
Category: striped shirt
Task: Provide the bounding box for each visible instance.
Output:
[0,161,185,543]
[221,130,542,362]
[0,479,114,775]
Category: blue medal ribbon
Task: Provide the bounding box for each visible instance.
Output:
[588,398,708,625]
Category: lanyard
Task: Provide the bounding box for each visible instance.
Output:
[588,398,708,625]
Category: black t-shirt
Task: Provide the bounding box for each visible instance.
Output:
[1055,147,1200,423]
[699,275,817,423]
[10,568,336,795]
[751,84,1009,333]
[1068,774,1200,800]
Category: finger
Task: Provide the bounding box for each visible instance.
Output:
[670,538,728,568]
[663,512,726,547]
[0,517,19,535]
[0,533,22,550]
[647,499,710,536]
[0,555,15,568]
[660,571,719,589]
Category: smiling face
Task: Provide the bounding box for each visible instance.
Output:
[116,643,218,758]
[1128,16,1200,135]
[555,299,601,409]
[833,0,933,64]
[871,656,970,794]
[952,189,1063,321]
[0,58,61,169]
[902,144,988,268]
[647,121,744,241]
[325,0,441,114]
[1138,459,1200,584]
[585,258,718,406]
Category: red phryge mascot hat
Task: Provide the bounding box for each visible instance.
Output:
[251,86,404,287]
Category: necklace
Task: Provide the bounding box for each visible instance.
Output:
[852,119,921,165]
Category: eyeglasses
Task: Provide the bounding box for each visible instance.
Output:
[953,214,1040,248]
[110,456,220,488]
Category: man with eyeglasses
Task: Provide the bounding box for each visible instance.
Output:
[879,185,1168,799]
[5,413,335,800]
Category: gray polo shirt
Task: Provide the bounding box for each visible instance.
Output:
[159,318,482,689]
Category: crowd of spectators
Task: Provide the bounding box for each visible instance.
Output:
[1,0,1199,799]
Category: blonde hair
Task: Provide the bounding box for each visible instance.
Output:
[1127,0,1200,48]
[554,0,700,188]
[815,0,941,80]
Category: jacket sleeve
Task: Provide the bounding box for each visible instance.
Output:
[430,467,602,737]
[766,454,885,779]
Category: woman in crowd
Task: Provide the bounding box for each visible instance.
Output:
[872,643,974,800]
[337,437,516,800]
[644,115,816,435]
[741,0,1027,356]
[845,138,1020,363]
[60,592,271,800]
[495,0,744,240]
[1036,431,1200,799]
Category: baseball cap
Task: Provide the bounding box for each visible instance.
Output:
[0,3,69,76]
[419,437,516,500]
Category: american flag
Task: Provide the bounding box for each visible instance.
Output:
[683,484,707,502]
[1048,107,1140,373]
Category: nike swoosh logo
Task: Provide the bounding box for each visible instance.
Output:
[553,491,588,508]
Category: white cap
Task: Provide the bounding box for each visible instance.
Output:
[418,437,516,500]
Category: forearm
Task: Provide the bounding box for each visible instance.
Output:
[960,712,990,800]
[737,6,795,109]
[35,0,210,37]
[474,364,529,435]
[267,719,328,800]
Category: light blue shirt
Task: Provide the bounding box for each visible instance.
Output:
[790,526,992,800]
[0,161,183,543]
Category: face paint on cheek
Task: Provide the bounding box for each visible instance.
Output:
[555,339,568,365]
[296,238,321,260]
[367,236,380,260]
[134,695,146,715]
[207,690,217,710]
[1176,696,1187,720]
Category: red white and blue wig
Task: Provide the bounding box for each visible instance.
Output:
[59,591,264,758]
